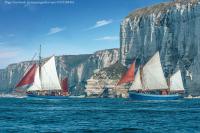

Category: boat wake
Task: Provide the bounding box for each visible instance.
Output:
[184,95,200,99]
[69,95,85,98]
[0,93,26,98]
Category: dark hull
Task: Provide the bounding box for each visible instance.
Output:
[27,94,69,99]
[129,92,182,100]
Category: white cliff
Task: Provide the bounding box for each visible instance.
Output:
[69,48,119,95]
[0,49,119,95]
[120,0,200,96]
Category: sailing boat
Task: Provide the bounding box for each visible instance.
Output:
[15,46,69,99]
[118,52,184,100]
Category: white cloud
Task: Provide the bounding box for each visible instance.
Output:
[47,27,65,35]
[0,47,22,68]
[88,19,112,30]
[95,36,119,41]
[0,50,19,58]
[0,50,20,68]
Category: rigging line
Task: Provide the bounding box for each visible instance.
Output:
[23,52,37,76]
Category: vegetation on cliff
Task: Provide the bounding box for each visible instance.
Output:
[92,62,127,80]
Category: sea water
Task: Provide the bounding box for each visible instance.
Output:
[0,97,200,133]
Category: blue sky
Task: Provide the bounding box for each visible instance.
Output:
[0,0,169,68]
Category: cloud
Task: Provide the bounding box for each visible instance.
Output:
[95,36,119,41]
[0,50,20,68]
[0,50,19,58]
[47,27,65,35]
[0,47,23,68]
[88,19,112,30]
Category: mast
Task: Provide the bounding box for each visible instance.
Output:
[39,44,42,88]
[167,72,171,90]
[140,66,144,90]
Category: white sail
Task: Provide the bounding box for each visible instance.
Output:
[129,67,143,91]
[27,67,42,91]
[170,70,184,92]
[142,52,168,90]
[40,56,62,90]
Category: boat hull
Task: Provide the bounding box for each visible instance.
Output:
[129,92,182,100]
[27,94,69,99]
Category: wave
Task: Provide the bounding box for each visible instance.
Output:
[0,93,26,98]
[184,95,200,99]
[68,95,85,98]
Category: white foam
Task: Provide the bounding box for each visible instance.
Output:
[0,93,26,98]
[184,95,200,99]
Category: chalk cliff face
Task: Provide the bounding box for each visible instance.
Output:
[0,49,119,95]
[0,61,37,93]
[120,0,200,95]
[69,48,119,95]
[2,0,200,96]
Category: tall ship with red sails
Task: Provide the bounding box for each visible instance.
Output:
[15,46,69,99]
[117,51,185,100]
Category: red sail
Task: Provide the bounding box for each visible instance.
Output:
[117,62,135,85]
[15,64,36,88]
[61,77,68,96]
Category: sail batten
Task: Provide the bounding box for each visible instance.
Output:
[170,70,184,92]
[142,52,168,90]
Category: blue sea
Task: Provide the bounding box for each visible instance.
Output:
[0,97,200,133]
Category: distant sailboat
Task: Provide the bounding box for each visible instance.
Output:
[119,52,184,100]
[15,46,69,99]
